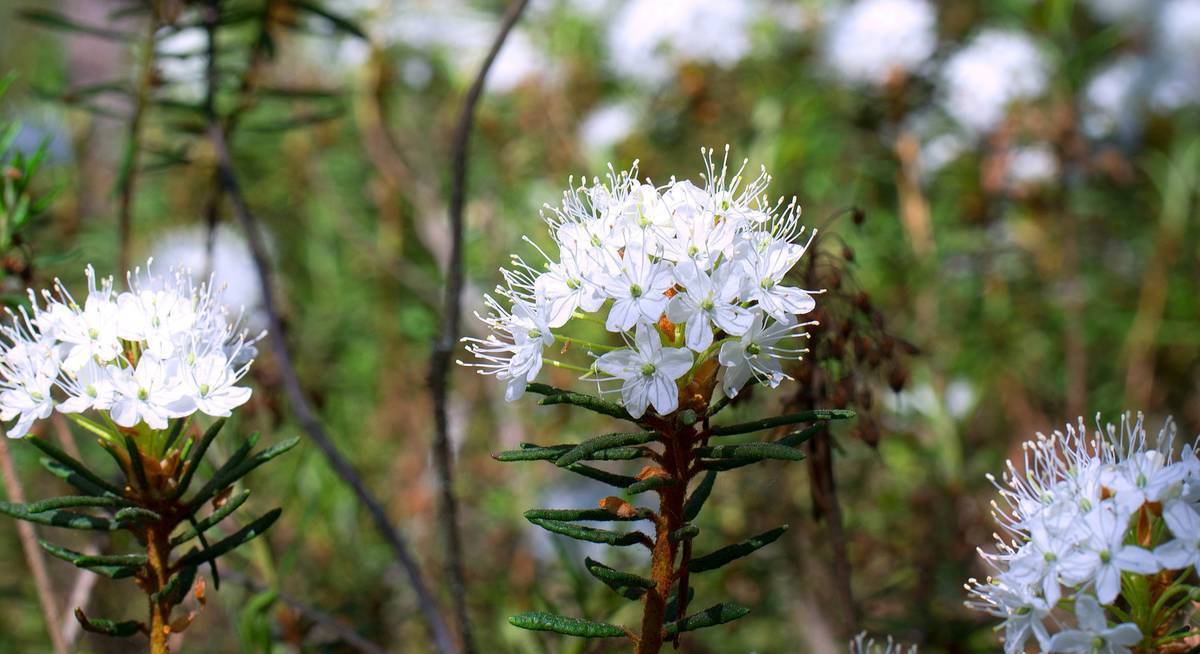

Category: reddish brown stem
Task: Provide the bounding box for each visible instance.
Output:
[637,423,692,654]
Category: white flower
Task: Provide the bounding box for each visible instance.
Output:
[1076,507,1158,603]
[110,356,192,430]
[966,577,1053,654]
[601,246,673,333]
[1155,501,1200,571]
[824,0,937,86]
[0,371,54,438]
[737,239,817,322]
[535,252,605,328]
[606,0,756,85]
[183,353,252,418]
[593,324,692,418]
[718,313,807,398]
[461,298,553,402]
[56,360,117,414]
[666,261,753,352]
[940,29,1049,134]
[1047,595,1141,654]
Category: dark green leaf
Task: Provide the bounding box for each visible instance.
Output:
[74,608,141,638]
[624,475,674,496]
[172,419,226,500]
[175,508,282,568]
[664,602,750,636]
[39,540,145,578]
[187,436,298,511]
[113,506,162,524]
[555,432,656,467]
[0,501,119,531]
[701,425,821,471]
[123,436,150,490]
[696,442,806,462]
[523,507,650,522]
[526,517,647,547]
[527,383,635,422]
[151,565,198,605]
[683,471,717,522]
[583,557,653,600]
[708,409,855,436]
[26,438,123,496]
[38,459,118,498]
[665,587,695,622]
[562,463,637,488]
[508,611,626,638]
[161,419,186,454]
[171,490,251,546]
[23,496,131,513]
[494,443,642,462]
[690,525,789,573]
[670,524,700,543]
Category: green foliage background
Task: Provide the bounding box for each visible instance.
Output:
[0,0,1197,652]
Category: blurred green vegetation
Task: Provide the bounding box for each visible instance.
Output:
[0,0,1196,652]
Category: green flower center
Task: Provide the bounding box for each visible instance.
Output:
[746,343,762,356]
[640,363,656,377]
[199,383,211,396]
[700,298,715,311]
[88,327,99,339]
[137,388,149,401]
[629,284,643,298]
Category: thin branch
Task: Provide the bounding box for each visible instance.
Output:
[428,2,530,653]
[116,11,159,275]
[222,570,392,654]
[199,4,456,651]
[0,436,69,654]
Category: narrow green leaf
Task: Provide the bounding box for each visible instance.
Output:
[495,443,643,462]
[26,438,123,496]
[161,419,186,454]
[74,608,141,638]
[523,507,650,522]
[187,436,298,511]
[171,419,226,500]
[665,587,695,622]
[151,565,197,605]
[24,496,131,513]
[555,432,656,467]
[683,471,717,522]
[701,425,821,472]
[183,431,260,509]
[583,557,653,600]
[507,611,626,638]
[171,490,251,546]
[39,540,144,578]
[0,501,118,531]
[624,476,674,496]
[696,442,806,462]
[526,517,647,547]
[175,508,282,568]
[526,383,635,422]
[123,436,150,490]
[562,463,637,488]
[670,524,700,543]
[664,602,750,636]
[709,409,855,436]
[690,525,789,573]
[38,459,116,497]
[113,506,162,524]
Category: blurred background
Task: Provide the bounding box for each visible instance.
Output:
[0,0,1198,651]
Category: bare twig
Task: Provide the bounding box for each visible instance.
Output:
[0,436,68,654]
[222,570,392,654]
[199,4,456,651]
[116,11,159,274]
[428,2,530,652]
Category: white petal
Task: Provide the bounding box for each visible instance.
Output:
[1114,545,1159,575]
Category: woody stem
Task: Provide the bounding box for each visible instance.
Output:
[636,423,691,654]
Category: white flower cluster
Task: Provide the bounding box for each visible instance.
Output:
[940,29,1050,135]
[967,413,1200,654]
[0,262,261,437]
[823,0,938,87]
[461,149,817,419]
